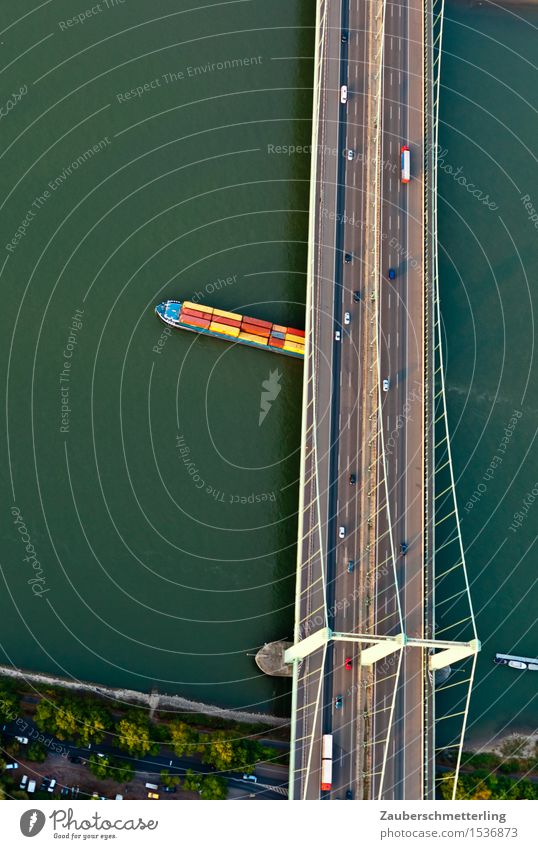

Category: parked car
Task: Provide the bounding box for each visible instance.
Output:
[147,792,159,800]
[341,30,348,43]
[340,85,348,104]
[15,736,28,744]
[48,779,57,793]
[346,789,353,799]
[19,774,28,790]
[344,253,352,263]
[400,541,408,556]
[27,780,36,793]
[5,762,18,770]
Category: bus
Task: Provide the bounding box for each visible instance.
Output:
[320,733,333,792]
[401,145,410,183]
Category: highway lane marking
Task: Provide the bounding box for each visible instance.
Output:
[396,332,399,347]
[388,332,391,348]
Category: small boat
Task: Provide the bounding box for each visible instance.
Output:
[494,653,538,670]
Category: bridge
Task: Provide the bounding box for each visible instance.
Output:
[286,0,479,800]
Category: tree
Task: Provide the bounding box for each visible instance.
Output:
[199,731,235,770]
[116,711,157,758]
[87,753,134,783]
[199,774,227,800]
[169,721,199,758]
[0,686,19,723]
[34,694,111,746]
[160,769,181,789]
[26,742,47,763]
[182,769,202,794]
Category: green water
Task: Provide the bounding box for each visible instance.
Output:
[439,0,538,741]
[0,0,313,713]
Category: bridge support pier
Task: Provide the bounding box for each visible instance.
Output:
[428,638,481,671]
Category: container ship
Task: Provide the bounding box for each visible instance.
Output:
[155,300,305,358]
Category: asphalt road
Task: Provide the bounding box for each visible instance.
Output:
[372,0,430,800]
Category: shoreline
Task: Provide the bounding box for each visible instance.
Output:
[0,664,288,729]
[463,728,538,755]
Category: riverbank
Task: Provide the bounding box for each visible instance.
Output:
[0,665,288,729]
[464,729,538,757]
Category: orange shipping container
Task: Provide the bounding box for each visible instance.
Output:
[241,323,269,338]
[272,324,287,333]
[209,322,240,337]
[269,337,285,349]
[182,315,210,329]
[238,332,268,346]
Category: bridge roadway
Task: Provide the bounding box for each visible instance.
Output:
[290,0,434,801]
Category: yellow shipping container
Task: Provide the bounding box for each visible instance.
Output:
[283,342,305,353]
[239,332,268,345]
[183,300,214,315]
[213,308,241,321]
[285,333,305,344]
[210,322,240,337]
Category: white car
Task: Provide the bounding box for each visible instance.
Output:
[15,736,28,744]
[347,149,355,161]
[242,774,257,783]
[48,778,57,793]
[344,311,350,325]
[340,85,348,104]
[335,329,341,341]
[338,526,345,539]
[6,762,18,770]
[19,774,28,789]
[382,378,390,391]
[27,780,36,793]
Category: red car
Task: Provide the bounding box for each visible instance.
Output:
[345,657,352,671]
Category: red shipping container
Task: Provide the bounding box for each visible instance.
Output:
[269,337,285,349]
[181,314,210,329]
[210,314,241,327]
[243,315,272,330]
[289,328,305,338]
[242,323,269,337]
[181,307,213,321]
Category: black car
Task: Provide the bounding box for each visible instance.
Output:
[353,290,361,302]
[349,473,356,485]
[346,789,353,799]
[400,541,408,556]
[163,786,177,793]
[341,31,348,43]
[344,253,352,263]
[68,755,82,764]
